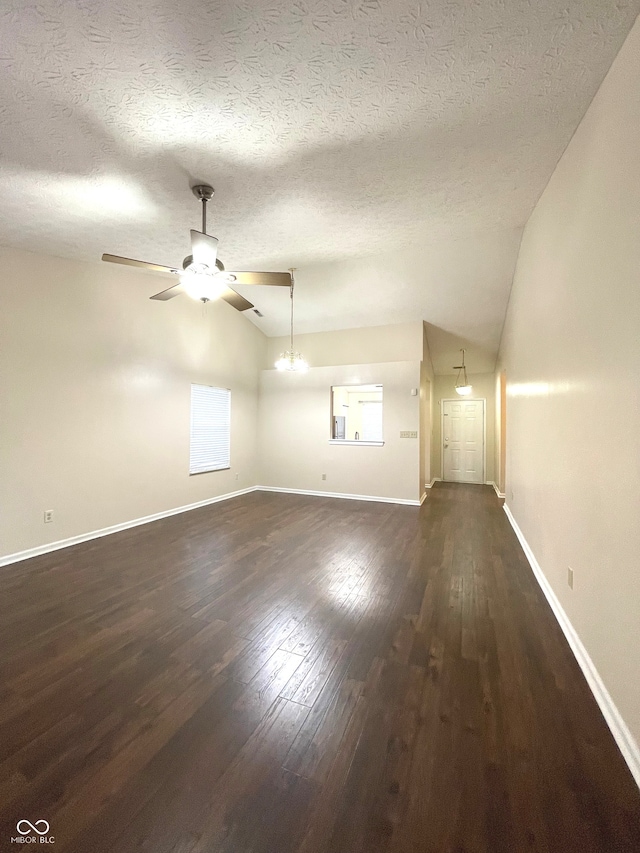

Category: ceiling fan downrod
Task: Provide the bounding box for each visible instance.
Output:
[191,184,214,235]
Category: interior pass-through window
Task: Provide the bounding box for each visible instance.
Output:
[330,384,383,443]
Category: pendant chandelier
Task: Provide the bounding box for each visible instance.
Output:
[275,270,308,372]
[454,348,473,396]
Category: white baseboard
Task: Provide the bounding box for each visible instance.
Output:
[489,481,506,498]
[420,492,427,505]
[503,503,640,791]
[0,487,259,567]
[428,478,497,491]
[257,486,421,507]
[1,485,423,567]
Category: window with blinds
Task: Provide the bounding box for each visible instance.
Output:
[189,384,231,475]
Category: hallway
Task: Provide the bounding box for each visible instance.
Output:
[0,485,638,851]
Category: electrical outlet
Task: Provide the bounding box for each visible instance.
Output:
[567,567,574,589]
[44,510,54,524]
[235,473,239,481]
[400,431,418,438]
[321,473,327,481]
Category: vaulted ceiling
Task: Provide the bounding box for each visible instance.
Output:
[1,0,638,372]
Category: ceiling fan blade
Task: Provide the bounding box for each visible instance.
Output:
[150,283,185,301]
[102,254,179,274]
[219,288,254,312]
[226,271,292,287]
[190,230,219,271]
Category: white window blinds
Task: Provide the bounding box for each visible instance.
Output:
[189,384,231,474]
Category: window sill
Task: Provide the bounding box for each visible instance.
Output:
[328,440,385,447]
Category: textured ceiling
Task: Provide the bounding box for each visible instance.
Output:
[1,0,638,371]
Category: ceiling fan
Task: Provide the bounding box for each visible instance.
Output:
[102,185,292,311]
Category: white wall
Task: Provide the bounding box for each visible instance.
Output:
[2,288,428,560]
[494,370,507,496]
[266,321,424,368]
[421,322,435,490]
[419,362,430,493]
[498,18,640,752]
[260,323,425,503]
[0,247,266,558]
[431,373,496,484]
[258,361,421,502]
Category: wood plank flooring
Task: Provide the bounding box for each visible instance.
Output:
[0,483,638,852]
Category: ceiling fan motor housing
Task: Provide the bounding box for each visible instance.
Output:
[182,255,225,273]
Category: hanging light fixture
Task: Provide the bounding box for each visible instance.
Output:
[275,270,308,372]
[454,348,473,396]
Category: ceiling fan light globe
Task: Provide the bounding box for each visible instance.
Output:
[181,271,227,303]
[455,384,473,396]
[185,261,209,275]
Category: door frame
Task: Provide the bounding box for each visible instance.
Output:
[498,371,507,497]
[440,398,487,484]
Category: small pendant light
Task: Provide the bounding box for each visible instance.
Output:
[454,348,472,396]
[275,269,308,372]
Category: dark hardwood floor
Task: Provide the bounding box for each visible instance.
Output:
[0,483,638,852]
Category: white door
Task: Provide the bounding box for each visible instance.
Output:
[442,399,484,484]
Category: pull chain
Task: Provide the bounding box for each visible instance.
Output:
[289,283,294,351]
